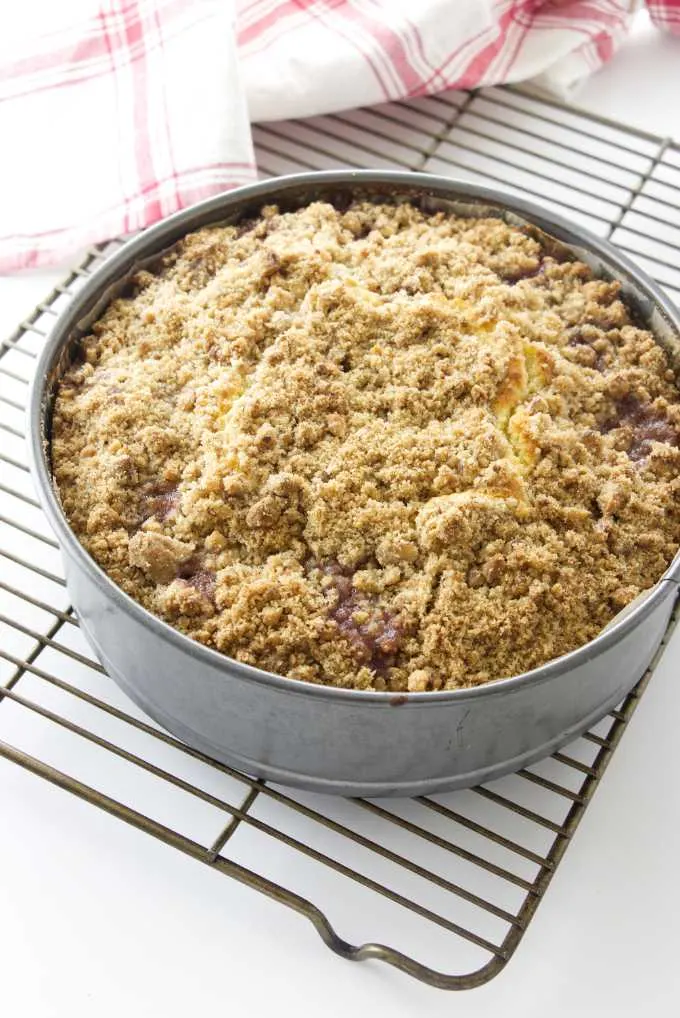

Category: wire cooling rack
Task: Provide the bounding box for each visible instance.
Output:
[1,87,679,992]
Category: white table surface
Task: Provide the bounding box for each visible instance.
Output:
[2,11,680,1017]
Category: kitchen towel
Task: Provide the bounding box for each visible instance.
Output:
[1,0,678,272]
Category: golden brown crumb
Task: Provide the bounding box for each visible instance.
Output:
[51,201,680,691]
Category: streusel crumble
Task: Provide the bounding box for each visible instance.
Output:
[51,201,680,690]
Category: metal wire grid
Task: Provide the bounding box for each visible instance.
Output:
[1,86,679,992]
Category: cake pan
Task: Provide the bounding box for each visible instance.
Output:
[28,171,680,796]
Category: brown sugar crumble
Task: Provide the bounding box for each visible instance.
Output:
[51,201,680,691]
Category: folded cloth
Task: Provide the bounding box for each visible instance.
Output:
[1,0,678,272]
[648,0,680,30]
[0,1,256,272]
[238,0,639,122]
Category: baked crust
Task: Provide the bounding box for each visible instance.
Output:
[51,201,680,690]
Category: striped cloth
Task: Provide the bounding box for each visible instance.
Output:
[1,0,678,272]
[648,0,680,29]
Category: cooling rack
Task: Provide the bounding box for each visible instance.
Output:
[1,86,679,992]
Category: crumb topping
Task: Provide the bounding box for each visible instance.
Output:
[51,200,680,690]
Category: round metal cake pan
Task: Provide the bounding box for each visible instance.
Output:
[28,171,680,796]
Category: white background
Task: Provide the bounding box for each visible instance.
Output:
[1,10,680,1017]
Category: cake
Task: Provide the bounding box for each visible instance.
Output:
[51,200,680,691]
